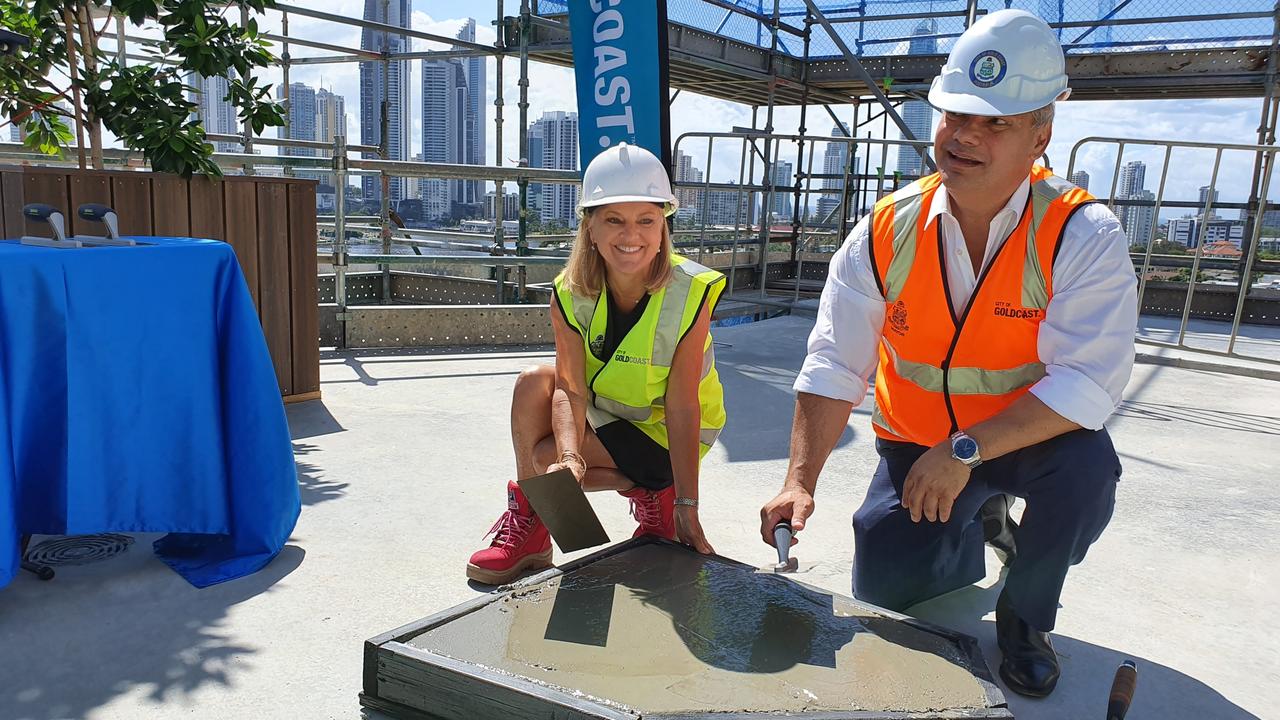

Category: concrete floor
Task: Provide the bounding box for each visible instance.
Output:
[1,315,1276,719]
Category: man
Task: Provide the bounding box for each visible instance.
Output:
[759,9,1138,699]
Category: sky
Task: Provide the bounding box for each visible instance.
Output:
[99,1,1280,218]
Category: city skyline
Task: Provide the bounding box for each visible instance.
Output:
[766,160,795,222]
[188,71,240,153]
[526,110,579,225]
[817,122,852,223]
[170,7,1280,233]
[1114,160,1156,247]
[895,20,936,179]
[359,0,412,202]
[1068,170,1090,192]
[422,18,486,221]
[674,149,705,220]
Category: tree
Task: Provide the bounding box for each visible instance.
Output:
[1173,268,1208,283]
[0,0,284,177]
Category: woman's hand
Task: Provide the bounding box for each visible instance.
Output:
[675,505,714,555]
[547,451,586,486]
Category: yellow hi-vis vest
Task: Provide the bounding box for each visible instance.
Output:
[553,254,727,456]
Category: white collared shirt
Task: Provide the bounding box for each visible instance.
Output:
[793,177,1139,431]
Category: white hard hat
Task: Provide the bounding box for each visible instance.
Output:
[577,142,678,218]
[928,9,1071,117]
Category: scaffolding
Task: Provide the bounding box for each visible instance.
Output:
[3,0,1280,362]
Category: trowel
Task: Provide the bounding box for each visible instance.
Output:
[517,468,611,553]
[755,521,816,575]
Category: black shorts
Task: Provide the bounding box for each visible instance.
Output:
[593,420,674,491]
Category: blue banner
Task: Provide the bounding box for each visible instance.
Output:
[568,0,671,173]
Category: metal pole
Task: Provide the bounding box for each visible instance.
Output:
[794,120,818,303]
[517,0,532,256]
[789,9,814,267]
[1229,147,1275,354]
[965,0,980,27]
[848,101,862,232]
[698,138,714,262]
[281,11,292,178]
[840,102,857,239]
[240,2,255,173]
[729,131,750,295]
[333,134,349,350]
[1105,141,1126,213]
[494,0,507,257]
[760,139,782,298]
[1134,145,1173,312]
[757,0,782,298]
[379,3,392,303]
[115,16,127,67]
[1237,1,1280,308]
[1177,148,1224,346]
[744,105,759,290]
[801,0,935,172]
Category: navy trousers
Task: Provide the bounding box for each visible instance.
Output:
[851,428,1121,632]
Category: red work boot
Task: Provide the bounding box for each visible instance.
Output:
[466,481,553,585]
[619,485,676,540]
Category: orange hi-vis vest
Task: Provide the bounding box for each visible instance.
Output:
[868,165,1096,447]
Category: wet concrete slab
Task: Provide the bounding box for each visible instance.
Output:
[369,540,1008,718]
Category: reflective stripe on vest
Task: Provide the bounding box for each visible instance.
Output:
[868,166,1095,446]
[880,338,1046,396]
[555,254,727,455]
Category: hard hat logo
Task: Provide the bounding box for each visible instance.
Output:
[969,51,1007,88]
[927,9,1068,117]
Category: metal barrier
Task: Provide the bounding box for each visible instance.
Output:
[672,130,934,305]
[1068,135,1280,366]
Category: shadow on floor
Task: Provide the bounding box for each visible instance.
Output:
[908,582,1259,719]
[1113,399,1280,435]
[286,399,345,440]
[0,543,304,720]
[292,441,349,506]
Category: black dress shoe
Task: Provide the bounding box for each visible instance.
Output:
[981,493,1018,566]
[995,590,1060,698]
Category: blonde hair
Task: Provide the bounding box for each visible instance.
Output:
[561,206,675,298]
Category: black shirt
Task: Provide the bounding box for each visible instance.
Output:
[597,289,651,361]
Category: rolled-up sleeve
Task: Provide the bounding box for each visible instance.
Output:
[793,216,886,406]
[1029,204,1138,429]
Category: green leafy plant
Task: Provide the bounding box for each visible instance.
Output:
[0,0,284,177]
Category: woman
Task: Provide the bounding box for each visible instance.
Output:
[466,143,727,585]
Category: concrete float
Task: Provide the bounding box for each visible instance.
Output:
[361,538,1012,719]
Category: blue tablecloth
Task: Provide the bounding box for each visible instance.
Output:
[0,236,300,589]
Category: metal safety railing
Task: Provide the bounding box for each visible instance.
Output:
[672,129,934,305]
[6,0,1280,356]
[1068,135,1280,367]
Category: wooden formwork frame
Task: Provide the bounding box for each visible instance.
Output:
[361,537,1013,720]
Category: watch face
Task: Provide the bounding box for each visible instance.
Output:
[953,437,978,460]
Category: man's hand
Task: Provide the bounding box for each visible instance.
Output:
[759,486,815,546]
[675,506,714,555]
[901,441,970,523]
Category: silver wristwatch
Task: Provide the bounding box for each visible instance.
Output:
[950,431,983,469]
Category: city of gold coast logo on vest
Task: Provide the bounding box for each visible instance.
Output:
[993,301,1044,320]
[613,350,651,365]
[888,300,910,335]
